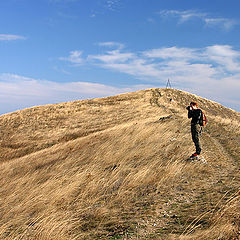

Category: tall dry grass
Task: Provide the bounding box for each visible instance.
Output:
[0,88,239,239]
[180,191,240,240]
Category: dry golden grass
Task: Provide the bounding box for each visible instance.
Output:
[0,88,239,239]
[179,191,240,240]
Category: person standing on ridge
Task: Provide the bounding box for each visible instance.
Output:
[186,102,202,159]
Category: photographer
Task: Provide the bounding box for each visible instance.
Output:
[186,101,202,159]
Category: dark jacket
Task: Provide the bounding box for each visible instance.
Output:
[188,109,202,125]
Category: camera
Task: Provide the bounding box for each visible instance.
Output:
[186,106,191,110]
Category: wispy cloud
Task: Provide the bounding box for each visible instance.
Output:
[204,18,237,31]
[105,0,120,11]
[98,41,125,49]
[143,47,199,60]
[89,50,134,64]
[158,9,238,30]
[0,34,26,41]
[52,66,71,75]
[205,45,240,72]
[159,10,206,23]
[90,0,121,17]
[59,50,84,65]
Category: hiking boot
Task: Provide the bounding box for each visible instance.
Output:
[190,153,199,159]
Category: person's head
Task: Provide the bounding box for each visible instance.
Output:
[190,101,198,109]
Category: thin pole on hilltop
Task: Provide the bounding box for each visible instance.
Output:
[166,79,172,88]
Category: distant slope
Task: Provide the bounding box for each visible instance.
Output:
[0,88,239,240]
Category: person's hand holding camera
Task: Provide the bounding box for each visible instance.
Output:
[186,106,192,111]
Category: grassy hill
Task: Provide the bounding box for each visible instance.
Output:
[0,88,239,240]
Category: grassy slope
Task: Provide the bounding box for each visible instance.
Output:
[0,88,239,240]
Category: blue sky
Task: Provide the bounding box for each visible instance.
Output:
[1,0,240,114]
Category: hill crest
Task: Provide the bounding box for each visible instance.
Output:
[0,88,239,239]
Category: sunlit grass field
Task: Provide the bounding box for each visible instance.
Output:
[0,88,239,239]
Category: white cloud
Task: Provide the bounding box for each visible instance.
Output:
[159,10,206,23]
[0,34,26,41]
[100,60,161,79]
[87,46,217,82]
[52,66,71,75]
[64,45,240,88]
[206,45,239,58]
[143,47,199,60]
[61,44,240,83]
[89,50,135,63]
[59,50,84,65]
[158,9,238,31]
[205,45,240,72]
[204,18,237,31]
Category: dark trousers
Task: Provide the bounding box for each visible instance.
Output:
[191,124,202,155]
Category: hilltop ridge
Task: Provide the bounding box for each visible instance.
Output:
[0,88,239,239]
